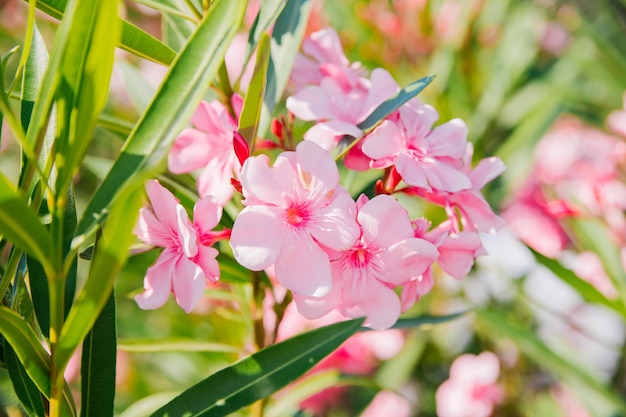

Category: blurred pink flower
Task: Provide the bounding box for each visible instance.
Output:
[360,390,411,417]
[552,385,591,417]
[294,194,438,329]
[134,180,225,313]
[230,140,359,298]
[362,99,472,192]
[572,251,618,299]
[168,98,242,206]
[607,92,626,137]
[436,351,503,417]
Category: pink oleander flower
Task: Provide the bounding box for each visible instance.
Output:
[294,194,439,330]
[362,99,472,192]
[360,391,411,417]
[401,218,484,310]
[230,140,360,298]
[436,351,504,417]
[290,27,365,90]
[134,180,226,313]
[168,98,242,206]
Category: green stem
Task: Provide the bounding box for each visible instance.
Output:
[183,0,203,19]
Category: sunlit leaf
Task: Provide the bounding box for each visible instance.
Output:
[118,339,240,353]
[150,318,365,417]
[75,0,246,242]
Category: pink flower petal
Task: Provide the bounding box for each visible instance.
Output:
[135,248,177,310]
[168,128,214,174]
[175,204,198,258]
[230,206,287,271]
[286,85,334,120]
[362,68,399,118]
[134,207,171,247]
[275,231,333,297]
[358,195,414,248]
[427,118,468,159]
[172,255,206,313]
[341,277,401,330]
[437,232,483,279]
[145,180,180,233]
[193,195,222,235]
[378,238,439,285]
[470,157,506,190]
[240,153,298,206]
[296,140,341,198]
[308,190,359,251]
[302,28,350,67]
[293,288,340,320]
[197,157,238,204]
[361,119,403,160]
[195,245,220,283]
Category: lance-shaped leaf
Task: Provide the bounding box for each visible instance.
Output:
[357,74,435,132]
[238,33,271,149]
[381,311,468,331]
[259,0,312,136]
[244,0,287,64]
[80,293,117,417]
[0,307,51,398]
[75,0,246,242]
[150,318,365,417]
[30,0,176,66]
[0,174,52,274]
[53,0,120,198]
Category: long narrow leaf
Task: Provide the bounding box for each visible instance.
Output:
[357,75,435,132]
[238,33,271,149]
[259,0,312,136]
[0,307,51,398]
[75,0,246,241]
[30,0,176,66]
[3,341,46,417]
[0,174,52,274]
[245,0,287,64]
[150,318,365,417]
[80,293,117,417]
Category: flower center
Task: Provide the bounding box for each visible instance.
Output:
[284,205,309,226]
[350,247,370,268]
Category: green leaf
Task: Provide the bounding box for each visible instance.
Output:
[118,339,240,353]
[0,174,53,275]
[75,0,246,241]
[532,250,626,318]
[80,293,117,417]
[3,341,46,417]
[357,75,435,132]
[476,308,626,414]
[32,0,176,66]
[0,307,51,398]
[265,369,340,417]
[159,0,196,51]
[244,0,287,64]
[238,33,271,149]
[53,0,120,197]
[150,318,365,417]
[259,0,312,136]
[569,218,626,308]
[381,311,469,331]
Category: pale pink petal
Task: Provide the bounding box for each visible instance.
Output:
[401,270,434,311]
[172,256,206,313]
[286,85,334,121]
[135,248,177,310]
[134,207,171,247]
[191,100,228,133]
[302,122,342,151]
[308,190,359,250]
[291,54,322,87]
[361,391,411,417]
[470,157,506,190]
[378,238,439,285]
[427,119,468,159]
[230,206,287,270]
[344,143,378,171]
[437,232,483,279]
[417,158,472,192]
[193,195,222,234]
[453,190,505,233]
[275,232,332,297]
[503,203,567,257]
[240,153,298,206]
[176,204,198,258]
[341,278,401,330]
[302,28,350,67]
[145,180,180,232]
[361,119,403,160]
[197,157,236,204]
[293,286,341,320]
[395,152,430,190]
[358,195,414,248]
[399,99,439,142]
[296,140,340,197]
[168,128,213,174]
[195,245,220,283]
[362,68,399,117]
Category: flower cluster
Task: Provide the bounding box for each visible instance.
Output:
[133,28,504,329]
